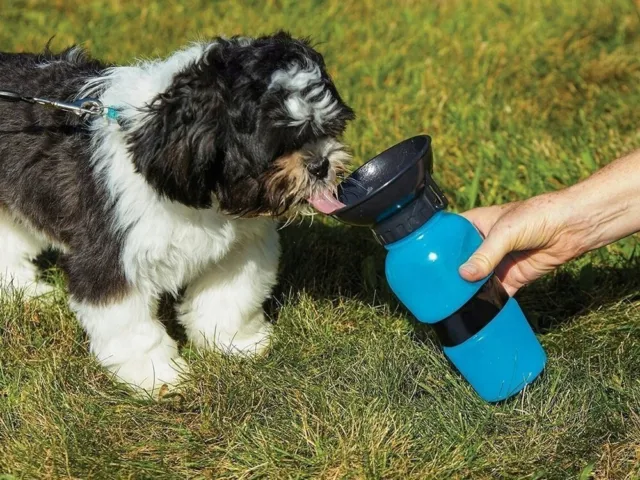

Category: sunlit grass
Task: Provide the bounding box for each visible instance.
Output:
[1,0,639,478]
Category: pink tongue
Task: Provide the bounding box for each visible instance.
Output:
[308,191,346,214]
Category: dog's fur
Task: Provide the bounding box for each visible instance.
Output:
[0,32,354,396]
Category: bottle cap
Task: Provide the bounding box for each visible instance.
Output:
[332,135,448,244]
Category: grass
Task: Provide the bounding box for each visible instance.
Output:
[1,0,640,478]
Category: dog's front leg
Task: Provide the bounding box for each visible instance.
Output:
[70,290,188,397]
[178,226,280,356]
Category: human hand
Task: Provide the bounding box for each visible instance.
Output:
[457,148,640,296]
[458,193,591,296]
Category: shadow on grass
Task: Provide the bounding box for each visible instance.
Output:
[34,219,640,341]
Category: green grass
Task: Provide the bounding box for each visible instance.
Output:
[1,0,640,478]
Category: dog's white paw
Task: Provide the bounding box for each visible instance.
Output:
[222,320,273,357]
[0,278,56,300]
[109,349,189,399]
[187,313,274,357]
[22,281,56,299]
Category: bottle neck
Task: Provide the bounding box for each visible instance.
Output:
[383,210,448,250]
[372,179,448,245]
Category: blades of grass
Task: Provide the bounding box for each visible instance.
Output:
[467,150,485,210]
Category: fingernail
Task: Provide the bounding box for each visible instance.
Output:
[460,262,478,277]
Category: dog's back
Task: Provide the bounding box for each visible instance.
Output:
[0,47,105,102]
[0,47,114,249]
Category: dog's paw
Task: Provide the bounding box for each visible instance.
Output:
[0,278,57,301]
[223,320,273,357]
[109,349,190,399]
[22,281,57,300]
[188,313,274,357]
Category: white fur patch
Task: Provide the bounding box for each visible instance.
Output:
[269,62,341,129]
[0,209,55,297]
[178,226,279,354]
[70,292,187,395]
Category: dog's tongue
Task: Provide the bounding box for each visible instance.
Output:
[308,191,346,214]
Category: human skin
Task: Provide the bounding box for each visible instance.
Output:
[459,148,640,296]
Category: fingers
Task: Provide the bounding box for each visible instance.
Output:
[459,225,514,282]
[458,202,521,283]
[501,282,519,297]
[493,253,522,296]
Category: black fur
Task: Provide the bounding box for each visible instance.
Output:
[127,32,355,214]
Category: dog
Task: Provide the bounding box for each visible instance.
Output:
[0,31,355,396]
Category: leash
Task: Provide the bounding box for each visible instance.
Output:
[0,89,121,124]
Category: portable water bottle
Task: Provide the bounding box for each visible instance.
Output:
[331,135,547,402]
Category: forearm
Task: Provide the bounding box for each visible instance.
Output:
[562,148,640,254]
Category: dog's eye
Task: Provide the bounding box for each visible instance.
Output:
[289,137,310,151]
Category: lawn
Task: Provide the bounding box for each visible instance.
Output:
[1,0,640,478]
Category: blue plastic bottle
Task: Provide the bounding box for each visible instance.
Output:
[384,211,546,402]
[333,135,547,402]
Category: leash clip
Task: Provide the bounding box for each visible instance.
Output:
[0,89,120,123]
[43,97,105,119]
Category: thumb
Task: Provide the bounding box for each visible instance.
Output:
[459,229,512,282]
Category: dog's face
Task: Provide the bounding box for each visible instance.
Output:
[127,32,355,216]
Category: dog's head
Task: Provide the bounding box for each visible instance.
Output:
[127,31,355,216]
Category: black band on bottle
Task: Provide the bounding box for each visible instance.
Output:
[431,275,510,347]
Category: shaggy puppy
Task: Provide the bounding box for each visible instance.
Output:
[0,32,354,396]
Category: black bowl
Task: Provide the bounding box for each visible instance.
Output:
[333,135,434,227]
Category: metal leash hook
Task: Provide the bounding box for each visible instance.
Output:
[0,89,117,122]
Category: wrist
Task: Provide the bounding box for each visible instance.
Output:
[562,156,640,254]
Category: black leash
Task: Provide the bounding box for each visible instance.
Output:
[0,89,121,123]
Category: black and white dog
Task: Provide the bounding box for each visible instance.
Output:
[0,32,354,396]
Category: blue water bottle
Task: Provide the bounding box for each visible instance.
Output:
[331,135,547,402]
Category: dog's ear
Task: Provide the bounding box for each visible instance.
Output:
[214,142,264,216]
[228,82,261,135]
[126,69,225,208]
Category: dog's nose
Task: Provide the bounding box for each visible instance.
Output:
[307,157,330,179]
